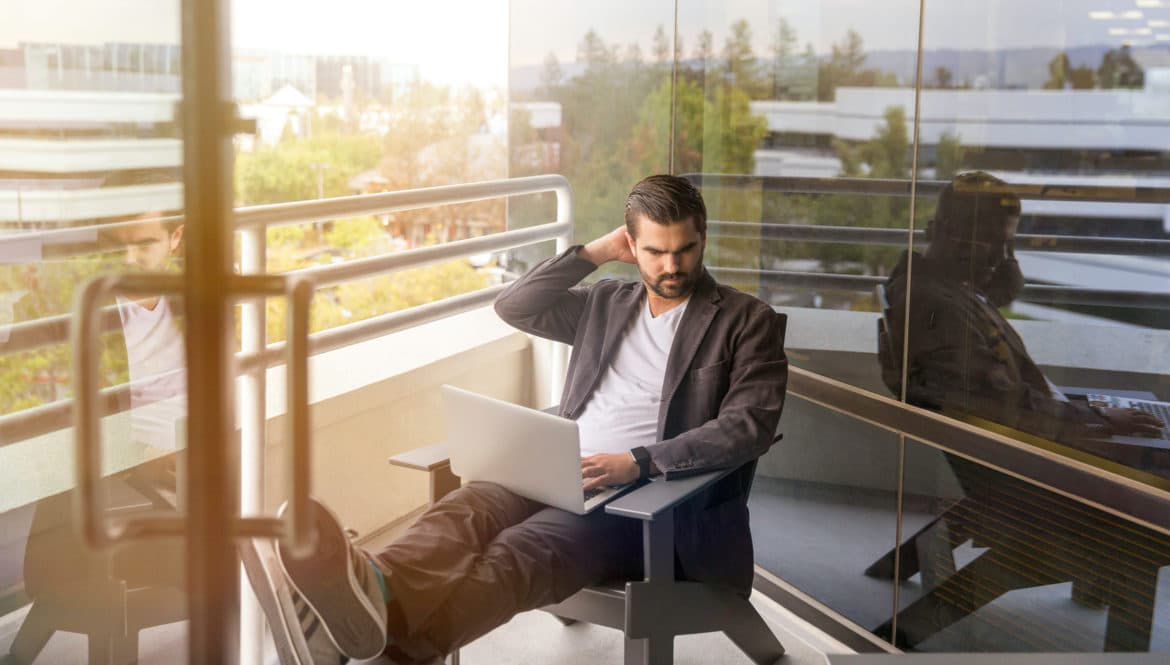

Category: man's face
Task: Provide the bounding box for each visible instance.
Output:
[626,215,705,300]
[946,215,1018,288]
[116,218,183,272]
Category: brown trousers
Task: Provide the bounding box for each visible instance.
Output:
[371,482,644,661]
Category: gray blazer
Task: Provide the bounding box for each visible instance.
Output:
[494,246,788,592]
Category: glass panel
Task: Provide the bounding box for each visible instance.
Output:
[674,0,921,643]
[233,1,511,343]
[508,0,676,276]
[883,0,1170,653]
[751,398,902,632]
[231,2,511,663]
[891,438,1170,652]
[676,0,922,395]
[892,0,1170,489]
[1,2,188,661]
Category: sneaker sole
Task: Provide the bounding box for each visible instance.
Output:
[278,499,387,660]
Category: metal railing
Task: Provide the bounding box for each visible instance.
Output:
[0,175,573,446]
[4,171,1170,526]
[695,174,1170,310]
[7,172,1170,442]
[7,174,1170,357]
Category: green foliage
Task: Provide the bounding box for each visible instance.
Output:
[816,30,898,101]
[323,217,389,257]
[1045,52,1096,90]
[1097,45,1144,89]
[722,19,765,97]
[934,132,965,180]
[236,131,381,205]
[266,259,489,343]
[933,66,954,89]
[0,253,130,415]
[809,106,919,275]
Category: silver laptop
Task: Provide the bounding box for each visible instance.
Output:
[440,385,632,515]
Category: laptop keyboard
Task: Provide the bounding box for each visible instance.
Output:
[583,487,604,502]
[1130,400,1170,431]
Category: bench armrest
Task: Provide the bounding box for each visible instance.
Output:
[604,467,737,521]
[388,442,451,471]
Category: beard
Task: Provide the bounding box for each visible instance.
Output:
[642,267,698,300]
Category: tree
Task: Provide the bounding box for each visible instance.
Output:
[933,66,953,89]
[695,30,714,67]
[653,24,670,65]
[1045,51,1072,89]
[1069,63,1096,90]
[816,30,896,101]
[722,19,763,96]
[1098,45,1143,89]
[811,106,916,275]
[577,29,614,69]
[769,18,799,98]
[236,131,381,205]
[630,77,767,177]
[541,51,562,97]
[1043,52,1093,90]
[934,131,965,180]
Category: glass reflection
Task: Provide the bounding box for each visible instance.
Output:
[1,2,189,661]
[880,438,1170,652]
[879,172,1168,476]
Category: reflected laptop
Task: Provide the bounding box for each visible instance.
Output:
[440,385,633,515]
[1083,393,1170,441]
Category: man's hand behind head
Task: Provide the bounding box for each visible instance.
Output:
[578,226,636,267]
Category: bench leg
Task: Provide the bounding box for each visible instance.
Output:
[9,601,55,665]
[1104,565,1157,652]
[624,635,672,665]
[723,598,785,665]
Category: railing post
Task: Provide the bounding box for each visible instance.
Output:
[238,223,266,665]
[551,182,574,407]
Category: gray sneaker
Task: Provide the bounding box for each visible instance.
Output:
[277,498,389,661]
[239,538,349,665]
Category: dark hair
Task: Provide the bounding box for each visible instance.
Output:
[624,174,707,238]
[931,171,1021,240]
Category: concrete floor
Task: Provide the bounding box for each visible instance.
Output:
[0,588,849,664]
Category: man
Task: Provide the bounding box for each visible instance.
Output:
[879,171,1161,448]
[13,210,188,663]
[277,174,788,663]
[112,211,187,424]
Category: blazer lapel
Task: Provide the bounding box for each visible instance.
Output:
[658,271,720,436]
[566,283,644,416]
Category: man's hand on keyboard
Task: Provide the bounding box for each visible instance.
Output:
[1100,407,1165,437]
[581,452,639,492]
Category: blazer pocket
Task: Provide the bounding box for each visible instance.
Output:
[691,359,730,383]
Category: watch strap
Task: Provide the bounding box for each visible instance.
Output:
[630,446,651,480]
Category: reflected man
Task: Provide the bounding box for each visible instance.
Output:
[878,171,1162,446]
[112,211,187,449]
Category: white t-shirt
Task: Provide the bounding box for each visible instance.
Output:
[576,296,689,456]
[117,296,187,449]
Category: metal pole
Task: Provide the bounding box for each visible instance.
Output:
[238,223,267,664]
[180,0,239,660]
[550,184,573,407]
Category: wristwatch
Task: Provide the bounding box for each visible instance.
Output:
[629,446,651,480]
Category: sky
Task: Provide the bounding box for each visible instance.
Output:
[5,0,1170,88]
